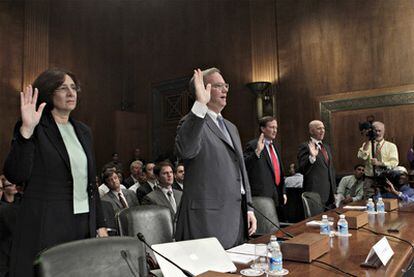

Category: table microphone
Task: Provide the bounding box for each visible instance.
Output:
[247,202,294,238]
[136,233,194,277]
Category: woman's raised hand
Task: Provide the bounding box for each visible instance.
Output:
[20,85,46,138]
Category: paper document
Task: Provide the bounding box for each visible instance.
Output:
[343,205,366,210]
[226,243,267,256]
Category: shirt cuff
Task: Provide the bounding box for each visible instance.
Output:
[309,155,316,164]
[247,211,254,215]
[191,101,208,118]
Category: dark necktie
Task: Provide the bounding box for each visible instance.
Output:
[217,115,232,144]
[268,144,281,186]
[118,192,128,208]
[167,190,177,213]
[319,142,329,164]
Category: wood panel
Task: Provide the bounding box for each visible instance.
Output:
[276,0,414,172]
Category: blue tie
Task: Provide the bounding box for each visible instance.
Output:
[217,115,232,144]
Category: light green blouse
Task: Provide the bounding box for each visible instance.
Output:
[57,122,89,214]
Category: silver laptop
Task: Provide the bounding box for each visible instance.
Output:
[152,237,237,277]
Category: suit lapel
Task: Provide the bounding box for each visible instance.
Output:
[206,115,235,151]
[41,114,71,171]
[155,188,174,212]
[109,191,123,209]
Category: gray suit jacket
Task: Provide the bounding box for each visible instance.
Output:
[175,112,252,249]
[102,188,140,214]
[143,187,182,220]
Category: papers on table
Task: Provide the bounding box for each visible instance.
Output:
[343,205,367,210]
[226,243,267,264]
[305,220,335,227]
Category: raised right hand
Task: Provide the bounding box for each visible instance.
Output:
[193,69,211,105]
[20,85,46,138]
[308,141,319,157]
[255,133,265,155]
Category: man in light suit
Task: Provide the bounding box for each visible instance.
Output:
[175,68,256,249]
[143,161,182,221]
[297,120,336,207]
[101,168,140,214]
[244,116,287,220]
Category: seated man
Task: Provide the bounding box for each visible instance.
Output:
[284,163,303,188]
[136,162,158,203]
[172,163,185,191]
[125,160,144,191]
[101,168,139,214]
[98,167,126,198]
[143,161,182,221]
[336,164,365,205]
[381,166,414,203]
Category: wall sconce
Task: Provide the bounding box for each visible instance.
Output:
[246,81,276,119]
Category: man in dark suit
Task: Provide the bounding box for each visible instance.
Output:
[124,160,143,191]
[175,68,256,249]
[143,161,182,221]
[136,162,158,203]
[297,120,336,207]
[172,163,184,191]
[101,169,140,214]
[244,116,287,219]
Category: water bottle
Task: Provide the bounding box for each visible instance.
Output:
[268,241,283,273]
[376,197,385,213]
[320,215,330,235]
[366,198,375,213]
[337,214,349,236]
[267,235,277,253]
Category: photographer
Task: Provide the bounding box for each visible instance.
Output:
[381,166,414,203]
[357,121,399,198]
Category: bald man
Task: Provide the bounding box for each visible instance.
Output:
[357,121,398,198]
[297,120,336,207]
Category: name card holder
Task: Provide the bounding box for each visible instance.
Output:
[360,237,394,269]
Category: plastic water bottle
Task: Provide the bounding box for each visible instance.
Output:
[376,197,385,213]
[268,240,283,273]
[366,198,375,213]
[320,215,330,235]
[267,235,277,253]
[337,214,349,236]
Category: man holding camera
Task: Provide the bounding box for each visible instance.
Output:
[357,121,399,198]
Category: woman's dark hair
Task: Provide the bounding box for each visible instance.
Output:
[32,68,80,112]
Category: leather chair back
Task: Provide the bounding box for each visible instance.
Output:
[252,196,280,235]
[117,205,174,245]
[301,192,324,218]
[34,237,147,277]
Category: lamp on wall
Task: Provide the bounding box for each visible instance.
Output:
[246,81,275,119]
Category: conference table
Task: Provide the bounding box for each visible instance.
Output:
[235,202,414,276]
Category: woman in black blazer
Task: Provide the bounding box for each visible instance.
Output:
[4,68,107,277]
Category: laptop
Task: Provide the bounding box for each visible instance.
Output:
[152,237,237,277]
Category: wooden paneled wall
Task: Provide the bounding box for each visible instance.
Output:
[2,0,414,175]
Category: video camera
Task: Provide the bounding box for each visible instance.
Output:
[359,120,377,141]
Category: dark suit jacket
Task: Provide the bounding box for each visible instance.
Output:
[244,139,286,207]
[297,141,336,205]
[172,181,183,191]
[143,187,182,220]
[3,113,105,277]
[175,112,252,249]
[102,189,140,214]
[124,175,138,189]
[136,181,155,204]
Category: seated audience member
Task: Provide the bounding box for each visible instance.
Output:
[101,169,139,214]
[0,195,19,277]
[98,168,126,198]
[143,161,182,220]
[336,164,365,205]
[0,176,18,204]
[408,146,414,170]
[172,163,185,191]
[124,160,143,191]
[136,162,158,203]
[284,163,304,188]
[381,166,414,203]
[102,152,124,174]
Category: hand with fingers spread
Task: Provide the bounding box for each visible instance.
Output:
[193,69,211,105]
[20,85,46,138]
[308,141,319,158]
[255,133,265,157]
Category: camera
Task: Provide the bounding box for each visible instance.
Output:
[372,168,402,190]
[359,121,377,141]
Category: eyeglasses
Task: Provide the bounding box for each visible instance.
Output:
[55,85,80,94]
[211,83,230,90]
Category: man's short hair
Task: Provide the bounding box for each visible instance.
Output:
[189,67,221,95]
[354,164,365,170]
[102,168,117,185]
[258,116,277,132]
[130,160,143,170]
[174,163,184,173]
[154,161,173,177]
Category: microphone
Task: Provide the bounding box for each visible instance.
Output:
[136,233,194,277]
[120,250,139,277]
[247,202,294,238]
